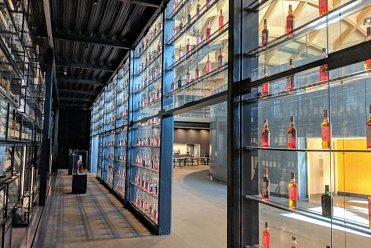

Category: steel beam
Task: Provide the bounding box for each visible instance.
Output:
[59,97,92,102]
[53,32,130,49]
[118,0,161,8]
[59,89,97,95]
[58,78,104,86]
[56,62,115,72]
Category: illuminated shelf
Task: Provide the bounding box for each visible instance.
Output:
[130,202,158,225]
[132,163,159,173]
[166,64,228,96]
[243,0,366,57]
[132,182,159,199]
[166,23,228,71]
[135,52,162,76]
[245,195,371,235]
[133,97,161,113]
[166,0,220,44]
[136,29,163,58]
[134,74,162,95]
[243,68,371,102]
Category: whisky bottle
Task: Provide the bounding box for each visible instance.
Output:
[262,19,269,48]
[261,120,270,148]
[218,48,224,69]
[186,68,191,83]
[320,48,329,82]
[196,0,201,17]
[364,27,371,71]
[186,38,190,54]
[287,116,297,149]
[286,5,295,38]
[321,185,332,218]
[288,172,298,209]
[291,236,297,248]
[196,29,201,44]
[206,55,212,73]
[177,76,182,89]
[219,9,224,29]
[262,67,269,96]
[262,222,270,248]
[319,0,328,16]
[260,168,270,201]
[287,59,295,93]
[321,109,331,149]
[206,21,211,42]
[179,45,184,59]
[367,105,371,149]
[195,63,201,79]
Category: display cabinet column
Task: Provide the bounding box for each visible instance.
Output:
[39,48,54,206]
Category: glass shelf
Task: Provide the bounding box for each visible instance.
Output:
[131,182,159,199]
[166,23,228,71]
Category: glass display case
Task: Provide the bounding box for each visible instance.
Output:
[0,145,12,178]
[113,60,130,197]
[102,131,115,187]
[232,0,371,247]
[7,106,21,141]
[12,145,23,175]
[0,185,6,224]
[5,176,19,218]
[163,0,229,110]
[128,14,164,226]
[0,95,7,140]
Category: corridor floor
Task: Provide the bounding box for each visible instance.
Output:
[33,166,227,248]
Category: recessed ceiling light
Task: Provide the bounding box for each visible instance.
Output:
[63,70,67,75]
[364,18,371,25]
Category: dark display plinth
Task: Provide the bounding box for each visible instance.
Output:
[72,175,87,194]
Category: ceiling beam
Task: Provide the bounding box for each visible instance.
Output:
[53,32,130,49]
[58,78,104,86]
[59,97,92,102]
[56,62,115,72]
[59,89,97,95]
[118,0,161,8]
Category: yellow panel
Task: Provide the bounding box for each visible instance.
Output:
[334,139,371,195]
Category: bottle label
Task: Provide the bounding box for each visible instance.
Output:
[320,65,329,82]
[262,82,269,95]
[288,133,296,148]
[289,185,297,207]
[261,132,269,147]
[367,126,371,149]
[319,0,328,14]
[261,180,268,197]
[322,126,331,142]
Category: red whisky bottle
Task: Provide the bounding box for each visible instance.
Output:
[364,27,371,71]
[219,9,224,29]
[261,168,270,201]
[321,109,331,149]
[196,0,201,17]
[367,105,371,149]
[206,21,211,42]
[261,120,270,147]
[218,48,224,69]
[262,222,271,248]
[320,48,329,82]
[287,116,297,149]
[196,29,201,44]
[288,172,298,209]
[262,67,269,96]
[319,0,328,16]
[205,55,212,73]
[262,19,269,48]
[287,59,295,92]
[286,5,295,38]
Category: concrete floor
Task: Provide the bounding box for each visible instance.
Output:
[30,166,227,248]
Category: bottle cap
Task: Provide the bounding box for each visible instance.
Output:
[324,109,328,117]
[264,19,267,25]
[289,4,292,10]
[263,168,268,174]
[290,116,294,123]
[264,119,268,124]
[289,58,293,66]
[265,222,268,228]
[367,27,371,36]
[325,185,329,192]
[369,105,371,114]
[291,172,295,179]
[292,236,296,241]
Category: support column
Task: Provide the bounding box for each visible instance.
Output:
[39,48,54,206]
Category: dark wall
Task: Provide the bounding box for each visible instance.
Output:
[57,109,91,169]
[173,128,210,155]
